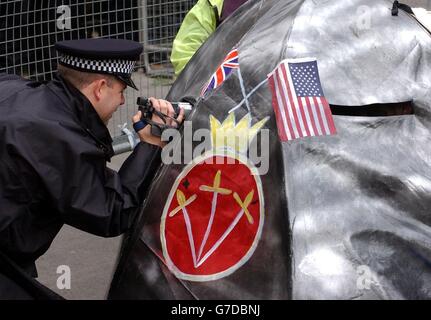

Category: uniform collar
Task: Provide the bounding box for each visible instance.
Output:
[208,0,224,16]
[50,73,114,160]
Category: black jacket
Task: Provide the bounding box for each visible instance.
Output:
[0,73,160,276]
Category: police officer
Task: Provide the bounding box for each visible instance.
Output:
[0,38,184,296]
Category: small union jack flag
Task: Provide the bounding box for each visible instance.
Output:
[201,48,239,97]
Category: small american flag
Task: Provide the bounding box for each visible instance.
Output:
[267,58,336,141]
[201,48,239,96]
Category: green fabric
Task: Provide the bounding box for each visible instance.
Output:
[171,0,224,76]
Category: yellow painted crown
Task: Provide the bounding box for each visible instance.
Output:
[209,113,269,154]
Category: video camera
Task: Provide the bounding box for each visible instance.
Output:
[136,97,194,137]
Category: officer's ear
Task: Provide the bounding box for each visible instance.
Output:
[92,78,110,101]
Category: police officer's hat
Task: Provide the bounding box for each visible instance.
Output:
[55,38,143,90]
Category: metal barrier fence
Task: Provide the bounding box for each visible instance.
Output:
[0,0,197,138]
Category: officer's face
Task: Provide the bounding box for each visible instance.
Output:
[96,78,126,124]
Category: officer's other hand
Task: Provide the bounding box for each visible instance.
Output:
[132,98,184,147]
[149,97,185,128]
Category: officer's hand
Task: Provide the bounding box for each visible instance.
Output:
[132,98,184,147]
[149,97,185,128]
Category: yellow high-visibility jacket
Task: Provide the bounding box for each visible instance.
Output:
[171,0,224,76]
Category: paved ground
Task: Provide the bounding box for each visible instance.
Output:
[409,0,431,8]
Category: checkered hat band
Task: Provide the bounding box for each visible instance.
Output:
[60,54,136,74]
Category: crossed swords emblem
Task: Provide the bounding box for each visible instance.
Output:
[169,170,255,268]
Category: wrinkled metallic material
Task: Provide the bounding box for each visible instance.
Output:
[109,0,431,299]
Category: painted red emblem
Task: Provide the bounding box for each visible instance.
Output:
[161,153,264,281]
